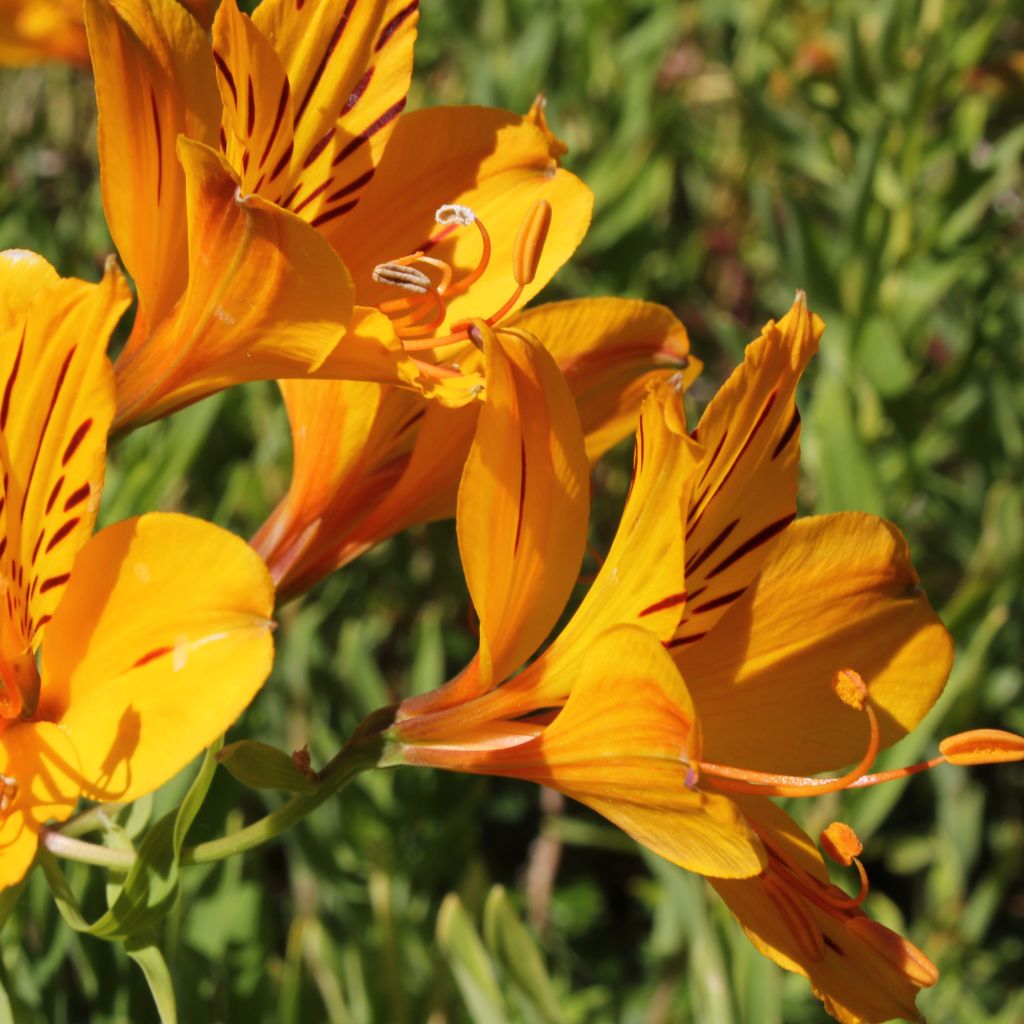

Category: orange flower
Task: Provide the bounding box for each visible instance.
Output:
[85,0,593,429]
[0,251,274,889]
[253,297,699,601]
[385,296,1022,1022]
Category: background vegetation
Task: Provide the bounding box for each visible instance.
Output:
[1,0,1021,1020]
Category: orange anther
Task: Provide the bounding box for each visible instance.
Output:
[845,917,940,988]
[820,822,863,867]
[512,199,552,286]
[939,729,1024,765]
[832,668,867,711]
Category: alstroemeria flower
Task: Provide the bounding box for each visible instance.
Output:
[86,0,593,429]
[253,297,700,601]
[0,250,274,889]
[385,297,1021,1022]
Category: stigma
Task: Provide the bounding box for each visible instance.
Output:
[371,199,553,365]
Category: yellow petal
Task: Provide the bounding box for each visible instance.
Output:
[38,513,274,804]
[456,323,589,692]
[251,0,418,227]
[449,626,765,878]
[112,138,363,430]
[711,798,932,1024]
[508,297,700,461]
[325,106,593,331]
[0,0,89,66]
[513,380,701,706]
[675,512,953,776]
[0,254,129,649]
[211,0,297,199]
[85,0,221,340]
[668,293,824,650]
[0,721,81,891]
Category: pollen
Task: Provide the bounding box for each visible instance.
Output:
[832,668,867,711]
[820,821,863,867]
[372,261,433,294]
[435,204,476,227]
[939,728,1024,765]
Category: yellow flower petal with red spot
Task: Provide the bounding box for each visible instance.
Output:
[39,514,274,804]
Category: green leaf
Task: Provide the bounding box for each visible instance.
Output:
[437,893,508,1024]
[218,740,318,793]
[126,935,178,1024]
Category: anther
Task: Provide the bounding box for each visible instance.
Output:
[832,668,867,711]
[436,204,476,227]
[820,822,862,867]
[0,774,18,814]
[512,199,552,286]
[845,917,940,988]
[938,728,1024,765]
[372,261,433,295]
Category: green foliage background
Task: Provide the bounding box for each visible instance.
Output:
[1,0,1022,1020]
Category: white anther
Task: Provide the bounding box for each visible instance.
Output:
[372,262,433,295]
[435,204,476,226]
[0,774,18,814]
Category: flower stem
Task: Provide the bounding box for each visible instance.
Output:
[41,829,137,870]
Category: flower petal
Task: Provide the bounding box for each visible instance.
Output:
[676,512,953,775]
[508,297,700,461]
[667,293,823,650]
[211,0,297,199]
[251,0,418,225]
[86,0,221,339]
[711,798,932,1024]
[443,626,766,878]
[0,0,89,66]
[112,138,363,430]
[38,513,274,804]
[0,254,129,649]
[456,323,589,692]
[325,105,593,329]
[0,721,81,891]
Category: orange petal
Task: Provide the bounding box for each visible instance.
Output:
[0,720,81,890]
[38,513,274,804]
[508,297,700,461]
[211,0,298,199]
[251,0,418,225]
[85,0,220,341]
[667,293,823,649]
[711,798,932,1024]
[511,379,701,707]
[325,106,593,330]
[425,626,766,879]
[456,323,589,693]
[676,512,953,775]
[0,253,129,650]
[112,138,362,430]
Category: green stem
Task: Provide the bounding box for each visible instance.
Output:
[181,718,389,866]
[59,802,127,838]
[41,829,137,869]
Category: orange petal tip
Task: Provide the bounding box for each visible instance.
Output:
[939,728,1024,765]
[845,917,940,988]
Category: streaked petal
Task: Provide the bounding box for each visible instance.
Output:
[252,0,418,223]
[86,0,220,339]
[113,139,363,430]
[668,293,824,649]
[326,106,593,330]
[424,626,766,879]
[676,512,953,775]
[38,513,274,804]
[0,254,129,649]
[457,323,589,691]
[508,297,700,461]
[0,721,81,890]
[711,798,931,1024]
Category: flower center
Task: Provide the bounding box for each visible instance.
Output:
[372,200,553,363]
[0,645,40,721]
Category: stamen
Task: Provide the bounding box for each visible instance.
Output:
[819,822,870,909]
[435,204,476,226]
[845,917,940,988]
[939,728,1024,765]
[0,773,17,814]
[372,261,432,294]
[762,872,825,963]
[512,199,552,286]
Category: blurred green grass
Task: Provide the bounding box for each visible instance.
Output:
[1,0,1022,1021]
